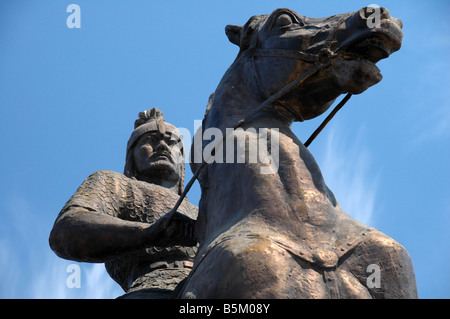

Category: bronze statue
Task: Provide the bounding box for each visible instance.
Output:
[177,7,417,298]
[49,108,198,299]
[51,6,417,299]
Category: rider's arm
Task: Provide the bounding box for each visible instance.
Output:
[49,171,195,262]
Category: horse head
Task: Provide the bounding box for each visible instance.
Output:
[224,7,403,121]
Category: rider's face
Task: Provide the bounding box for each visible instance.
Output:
[133,127,183,181]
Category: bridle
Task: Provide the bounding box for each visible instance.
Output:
[165,15,353,224]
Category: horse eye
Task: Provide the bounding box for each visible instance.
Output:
[276,14,294,27]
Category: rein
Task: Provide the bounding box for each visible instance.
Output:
[165,18,353,225]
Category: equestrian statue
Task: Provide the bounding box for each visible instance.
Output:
[176,7,417,299]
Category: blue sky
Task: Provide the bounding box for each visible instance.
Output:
[0,0,448,299]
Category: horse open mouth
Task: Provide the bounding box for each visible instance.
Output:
[350,36,389,63]
[341,33,398,64]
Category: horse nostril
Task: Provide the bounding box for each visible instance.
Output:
[360,7,369,19]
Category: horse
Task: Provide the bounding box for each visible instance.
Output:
[179,7,417,298]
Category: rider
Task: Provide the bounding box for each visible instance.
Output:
[49,108,198,299]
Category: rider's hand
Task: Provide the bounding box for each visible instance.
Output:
[144,211,197,247]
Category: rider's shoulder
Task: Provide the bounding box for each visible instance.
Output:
[85,170,127,182]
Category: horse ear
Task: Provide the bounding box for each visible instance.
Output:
[225,24,242,46]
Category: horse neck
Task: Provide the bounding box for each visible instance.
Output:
[197,57,362,250]
[205,57,294,133]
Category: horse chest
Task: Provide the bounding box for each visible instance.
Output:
[204,130,337,243]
